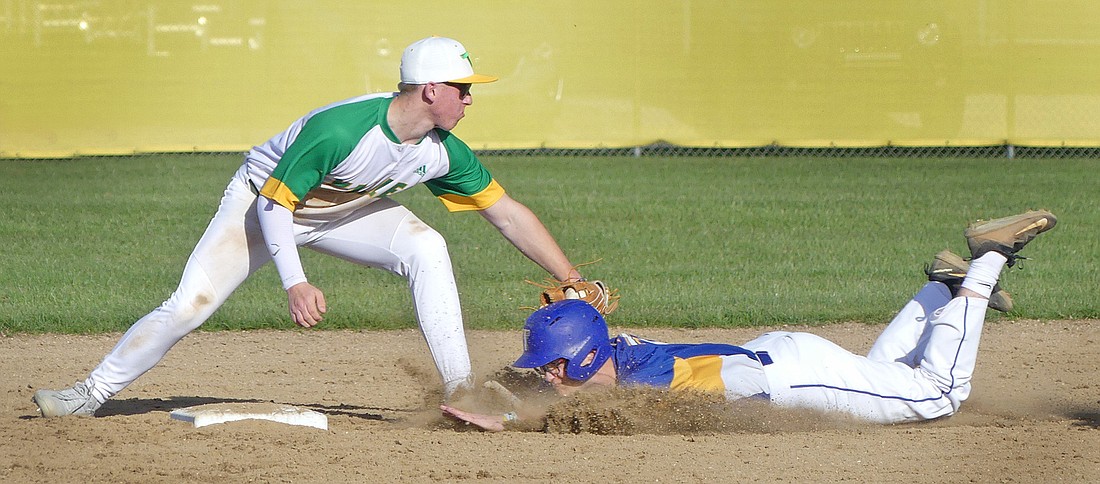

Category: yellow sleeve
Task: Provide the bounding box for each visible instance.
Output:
[436,179,506,212]
[259,178,302,211]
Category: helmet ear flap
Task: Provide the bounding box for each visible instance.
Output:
[564,344,612,381]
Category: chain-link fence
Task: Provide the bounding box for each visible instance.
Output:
[7,143,1100,161]
[478,143,1100,159]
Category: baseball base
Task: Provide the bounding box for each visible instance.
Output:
[170,403,328,430]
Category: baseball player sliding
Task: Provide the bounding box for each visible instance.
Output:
[33,36,603,417]
[443,210,1057,429]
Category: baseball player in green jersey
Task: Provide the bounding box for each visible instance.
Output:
[33,36,594,417]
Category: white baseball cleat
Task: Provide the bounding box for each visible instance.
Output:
[33,382,101,417]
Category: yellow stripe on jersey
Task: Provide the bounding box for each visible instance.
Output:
[437,179,506,212]
[670,355,727,393]
[258,177,302,211]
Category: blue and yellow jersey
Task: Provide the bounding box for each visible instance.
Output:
[611,334,770,400]
[246,93,503,213]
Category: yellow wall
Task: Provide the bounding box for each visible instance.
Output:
[3,1,1100,157]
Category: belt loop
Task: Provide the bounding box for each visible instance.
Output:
[755,351,773,366]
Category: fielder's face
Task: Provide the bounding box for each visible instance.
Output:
[426,81,473,131]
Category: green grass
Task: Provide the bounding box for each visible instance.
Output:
[1,154,1097,334]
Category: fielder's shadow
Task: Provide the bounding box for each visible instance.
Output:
[93,395,398,421]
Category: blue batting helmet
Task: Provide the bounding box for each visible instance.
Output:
[513,300,613,382]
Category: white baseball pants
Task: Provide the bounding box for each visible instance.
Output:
[743,282,987,423]
[83,165,472,403]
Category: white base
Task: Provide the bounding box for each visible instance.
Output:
[170,403,328,430]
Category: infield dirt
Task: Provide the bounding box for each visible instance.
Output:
[3,320,1097,483]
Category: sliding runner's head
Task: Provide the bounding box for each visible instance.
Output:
[514,300,613,390]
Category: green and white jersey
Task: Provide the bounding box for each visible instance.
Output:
[246,92,503,213]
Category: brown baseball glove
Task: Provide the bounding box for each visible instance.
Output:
[528,278,620,315]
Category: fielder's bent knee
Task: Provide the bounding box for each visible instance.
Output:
[399,220,449,258]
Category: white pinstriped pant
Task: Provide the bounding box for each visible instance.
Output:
[742,282,986,423]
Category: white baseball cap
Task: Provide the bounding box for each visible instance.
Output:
[400,36,498,84]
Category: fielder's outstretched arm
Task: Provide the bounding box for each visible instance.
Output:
[479,194,583,282]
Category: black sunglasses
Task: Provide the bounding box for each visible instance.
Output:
[444,82,472,98]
